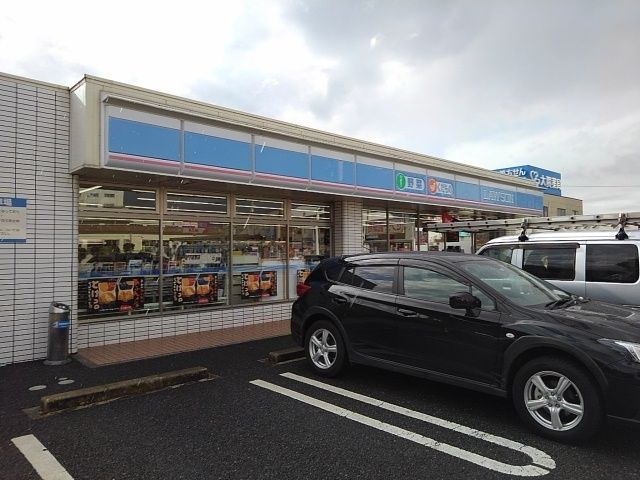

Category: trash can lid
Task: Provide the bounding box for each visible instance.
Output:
[49,302,70,313]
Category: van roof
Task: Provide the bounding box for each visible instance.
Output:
[484,229,640,245]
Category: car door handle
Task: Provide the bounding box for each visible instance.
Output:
[332,296,348,304]
[397,308,419,317]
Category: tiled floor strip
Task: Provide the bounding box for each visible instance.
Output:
[76,320,291,366]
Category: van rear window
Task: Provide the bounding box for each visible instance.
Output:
[586,244,639,284]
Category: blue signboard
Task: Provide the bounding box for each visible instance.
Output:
[495,165,562,196]
[0,197,27,243]
[428,177,456,198]
[104,111,544,214]
[311,155,355,185]
[395,171,426,194]
[480,186,516,206]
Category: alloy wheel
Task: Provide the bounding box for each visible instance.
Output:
[308,328,338,370]
[523,370,584,431]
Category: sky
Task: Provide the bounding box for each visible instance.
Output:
[1,0,639,214]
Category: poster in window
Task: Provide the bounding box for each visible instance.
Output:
[173,274,218,305]
[241,271,278,298]
[296,269,311,286]
[88,277,144,313]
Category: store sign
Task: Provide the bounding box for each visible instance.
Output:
[0,197,27,243]
[88,277,145,313]
[395,172,426,194]
[241,271,278,298]
[427,177,455,198]
[495,165,562,196]
[481,186,516,206]
[173,274,218,305]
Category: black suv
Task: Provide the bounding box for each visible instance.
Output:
[291,252,640,442]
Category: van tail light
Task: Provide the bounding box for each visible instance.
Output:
[296,283,312,297]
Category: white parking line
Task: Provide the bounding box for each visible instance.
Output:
[251,377,555,477]
[11,434,74,480]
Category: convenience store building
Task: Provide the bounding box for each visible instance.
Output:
[0,72,544,365]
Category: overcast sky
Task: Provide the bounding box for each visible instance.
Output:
[2,0,639,214]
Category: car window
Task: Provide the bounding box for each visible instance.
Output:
[341,265,395,293]
[523,247,575,280]
[460,260,562,307]
[479,246,514,264]
[586,244,639,283]
[402,267,496,311]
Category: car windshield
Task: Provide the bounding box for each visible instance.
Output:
[459,260,569,307]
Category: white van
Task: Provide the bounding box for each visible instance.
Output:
[476,230,640,306]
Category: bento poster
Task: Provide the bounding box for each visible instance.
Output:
[241,271,277,298]
[173,274,218,305]
[88,277,144,313]
[296,269,311,285]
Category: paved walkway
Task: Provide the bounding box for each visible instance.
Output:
[76,320,290,366]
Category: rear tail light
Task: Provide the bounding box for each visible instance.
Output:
[296,283,312,297]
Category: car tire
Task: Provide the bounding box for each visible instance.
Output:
[304,320,347,377]
[512,356,604,442]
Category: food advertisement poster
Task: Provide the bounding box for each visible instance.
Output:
[241,271,277,298]
[173,274,218,305]
[88,277,144,313]
[296,269,311,286]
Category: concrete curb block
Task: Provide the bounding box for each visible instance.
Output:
[268,347,305,364]
[40,366,210,414]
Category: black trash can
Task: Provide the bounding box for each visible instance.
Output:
[44,302,71,365]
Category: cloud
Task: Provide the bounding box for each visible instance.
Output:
[1,0,640,214]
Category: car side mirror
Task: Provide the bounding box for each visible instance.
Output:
[449,292,481,313]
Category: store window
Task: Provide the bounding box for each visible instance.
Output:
[236,198,284,217]
[232,224,287,304]
[167,193,227,214]
[79,186,156,211]
[288,226,331,297]
[363,209,388,252]
[78,218,160,319]
[388,211,417,251]
[162,221,230,310]
[291,203,331,221]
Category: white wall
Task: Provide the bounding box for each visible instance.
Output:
[0,73,76,365]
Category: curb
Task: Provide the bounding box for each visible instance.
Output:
[268,347,305,364]
[40,366,210,414]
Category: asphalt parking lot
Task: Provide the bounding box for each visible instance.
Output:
[2,336,640,480]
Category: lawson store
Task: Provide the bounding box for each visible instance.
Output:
[0,72,542,365]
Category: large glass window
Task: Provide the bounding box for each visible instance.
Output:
[162,221,230,310]
[363,209,388,252]
[523,247,576,280]
[291,203,331,221]
[79,186,156,211]
[586,244,639,283]
[78,192,331,320]
[236,198,284,217]
[232,224,286,304]
[78,218,160,319]
[167,193,227,214]
[288,226,331,297]
[388,211,417,251]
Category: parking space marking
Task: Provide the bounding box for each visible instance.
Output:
[251,378,554,477]
[281,372,555,471]
[12,434,74,480]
